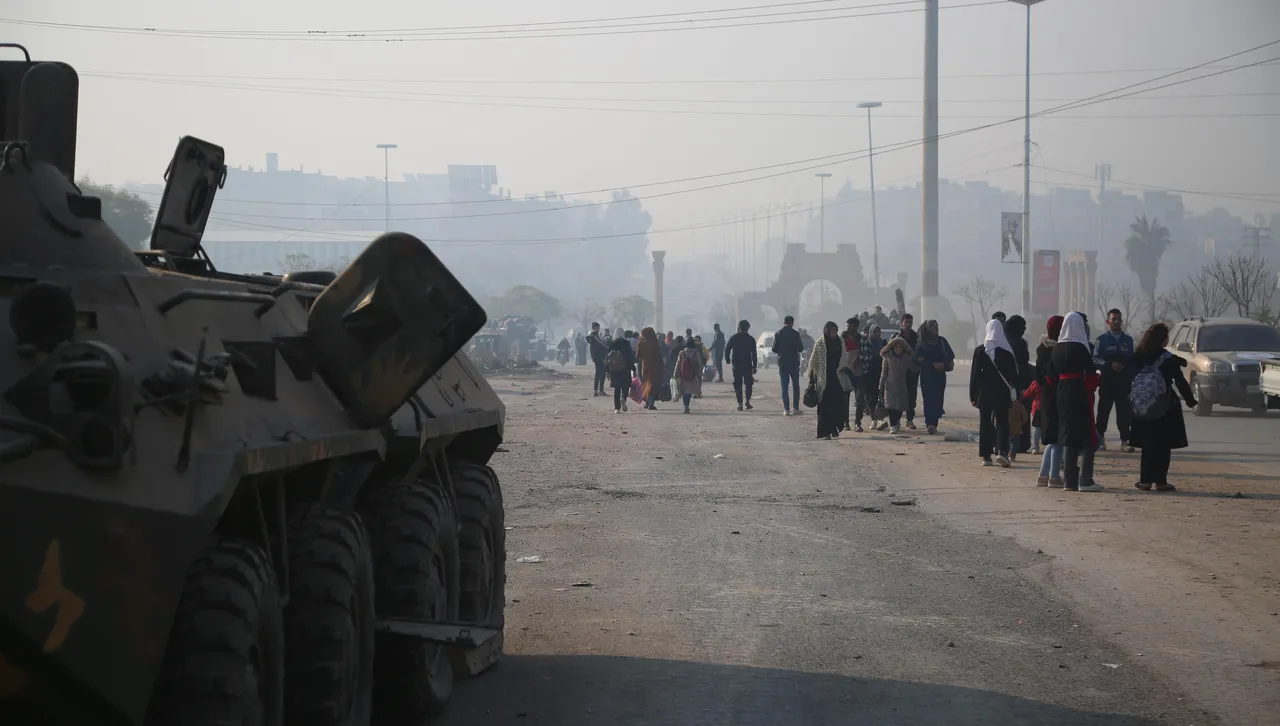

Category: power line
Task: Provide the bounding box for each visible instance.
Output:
[1032,165,1280,205]
[73,64,1280,86]
[0,2,1002,43]
[81,71,1280,108]
[124,42,1280,227]
[1,0,916,36]
[79,74,1280,130]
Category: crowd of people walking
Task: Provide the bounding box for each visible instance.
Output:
[578,304,1195,492]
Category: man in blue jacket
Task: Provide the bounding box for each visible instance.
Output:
[1094,308,1135,452]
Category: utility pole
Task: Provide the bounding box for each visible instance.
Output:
[859,101,883,302]
[1095,162,1111,250]
[764,209,772,289]
[921,0,940,321]
[1011,0,1047,317]
[816,173,833,302]
[375,143,398,232]
[751,212,758,289]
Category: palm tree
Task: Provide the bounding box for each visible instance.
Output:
[1124,215,1173,318]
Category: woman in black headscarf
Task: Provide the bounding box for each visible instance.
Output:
[806,321,851,440]
[1005,315,1033,457]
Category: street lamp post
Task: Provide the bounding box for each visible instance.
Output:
[1010,0,1046,316]
[858,101,883,303]
[375,143,398,233]
[816,172,833,302]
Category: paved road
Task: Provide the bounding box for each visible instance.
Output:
[439,369,1208,726]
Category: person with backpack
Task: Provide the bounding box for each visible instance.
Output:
[970,319,1021,467]
[914,319,954,435]
[605,335,636,413]
[724,320,758,411]
[674,337,706,413]
[1127,323,1197,491]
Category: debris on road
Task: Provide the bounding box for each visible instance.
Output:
[713,454,726,459]
[731,530,741,534]
[516,555,545,564]
[891,499,917,506]
[1103,663,1121,669]
[571,580,594,588]
[859,506,883,513]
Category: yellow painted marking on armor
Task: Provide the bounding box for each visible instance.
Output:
[25,540,86,653]
[0,653,31,698]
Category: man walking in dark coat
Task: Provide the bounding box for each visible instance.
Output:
[773,315,805,416]
[586,322,610,396]
[1094,308,1135,452]
[725,320,759,411]
[710,323,727,382]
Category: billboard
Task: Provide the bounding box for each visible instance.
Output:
[1001,212,1023,262]
[1033,250,1061,316]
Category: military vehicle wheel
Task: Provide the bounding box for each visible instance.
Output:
[360,478,459,722]
[146,537,284,726]
[283,505,375,726]
[452,462,506,638]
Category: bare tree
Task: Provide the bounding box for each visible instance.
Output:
[1114,283,1139,329]
[1208,255,1274,318]
[1093,282,1138,329]
[953,277,1007,348]
[1158,281,1198,322]
[1094,282,1114,323]
[1188,264,1231,317]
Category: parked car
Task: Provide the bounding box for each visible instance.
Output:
[1165,316,1280,416]
[757,331,778,369]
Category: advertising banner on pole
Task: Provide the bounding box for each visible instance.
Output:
[1033,250,1060,316]
[1001,212,1023,262]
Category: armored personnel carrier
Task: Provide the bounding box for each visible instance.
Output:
[0,45,506,726]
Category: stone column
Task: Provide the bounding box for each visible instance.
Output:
[1084,251,1098,316]
[652,251,666,332]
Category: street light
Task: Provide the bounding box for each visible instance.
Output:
[375,143,398,232]
[858,101,883,302]
[1010,0,1047,316]
[816,172,833,303]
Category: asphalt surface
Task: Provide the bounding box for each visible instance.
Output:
[439,367,1212,726]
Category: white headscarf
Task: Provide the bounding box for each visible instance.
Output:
[983,319,1012,359]
[1058,311,1090,346]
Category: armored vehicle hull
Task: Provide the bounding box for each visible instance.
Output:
[0,48,507,726]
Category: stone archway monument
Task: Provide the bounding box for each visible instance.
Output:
[738,243,870,324]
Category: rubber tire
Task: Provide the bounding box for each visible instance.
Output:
[452,463,507,637]
[360,477,459,723]
[146,536,284,726]
[283,505,375,726]
[1192,377,1213,417]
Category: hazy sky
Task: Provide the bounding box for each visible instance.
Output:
[5,0,1279,256]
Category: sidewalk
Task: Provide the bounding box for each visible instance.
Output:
[848,405,1280,724]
